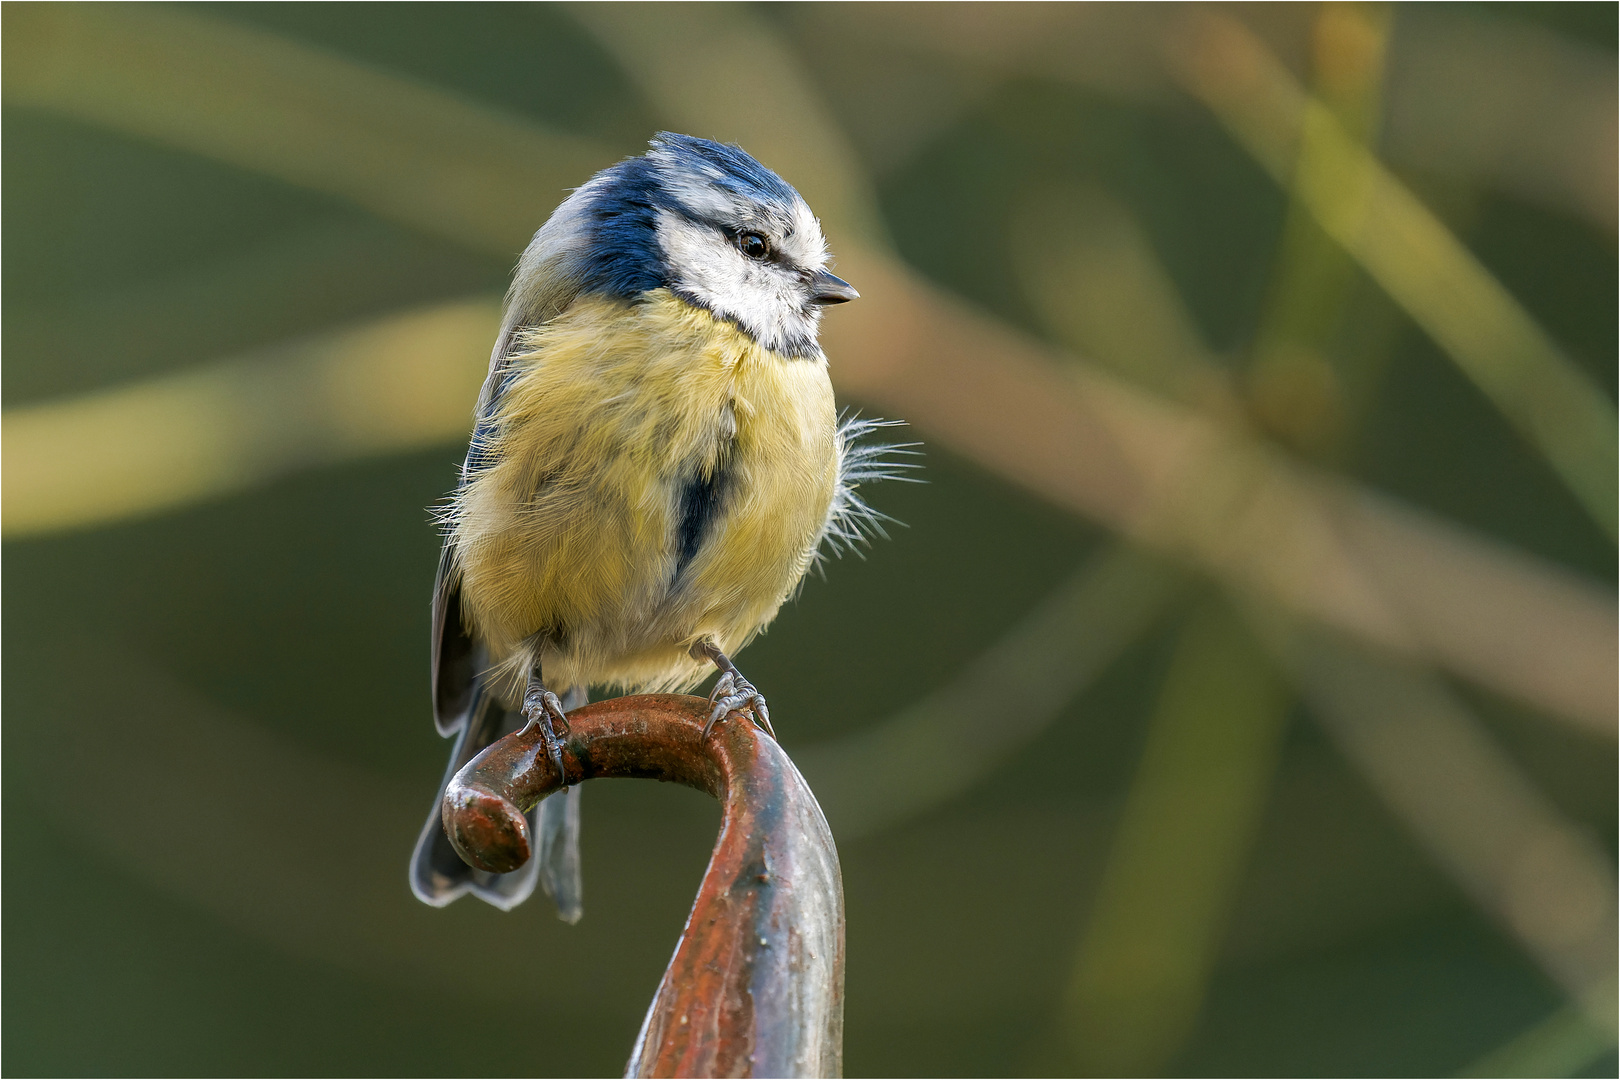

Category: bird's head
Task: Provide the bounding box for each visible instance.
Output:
[510,133,857,358]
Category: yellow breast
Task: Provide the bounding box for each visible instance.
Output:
[450,290,838,697]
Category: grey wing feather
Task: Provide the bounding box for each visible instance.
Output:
[430,545,476,737]
[429,265,583,738]
[417,238,590,912]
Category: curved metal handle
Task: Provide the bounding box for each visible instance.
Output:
[442,694,845,1079]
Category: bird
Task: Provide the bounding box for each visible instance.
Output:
[409,132,911,919]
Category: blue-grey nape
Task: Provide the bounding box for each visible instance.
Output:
[575,152,671,300]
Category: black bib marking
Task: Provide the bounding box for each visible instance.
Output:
[674,458,734,580]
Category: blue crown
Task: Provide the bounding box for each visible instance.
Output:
[650,132,801,211]
[572,134,802,301]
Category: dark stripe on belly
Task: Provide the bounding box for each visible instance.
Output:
[674,461,733,579]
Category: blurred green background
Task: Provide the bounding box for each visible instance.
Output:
[3,3,1615,1076]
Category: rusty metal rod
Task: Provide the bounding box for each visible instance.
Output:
[442,694,845,1078]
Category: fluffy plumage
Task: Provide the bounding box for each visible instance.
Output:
[412,134,910,914]
[450,290,839,701]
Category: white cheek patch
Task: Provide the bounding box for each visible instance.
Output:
[656,211,822,355]
[776,200,829,271]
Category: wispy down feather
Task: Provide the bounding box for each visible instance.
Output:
[815,414,923,570]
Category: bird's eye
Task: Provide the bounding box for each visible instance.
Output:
[738,232,770,260]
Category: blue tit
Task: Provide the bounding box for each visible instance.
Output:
[410,133,910,918]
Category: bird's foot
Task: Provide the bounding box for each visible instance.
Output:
[521,676,570,780]
[691,641,773,739]
[707,671,772,739]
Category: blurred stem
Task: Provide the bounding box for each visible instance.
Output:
[2,298,501,538]
[1,3,609,257]
[4,222,500,406]
[1063,599,1290,1074]
[564,1,891,249]
[1176,10,1618,540]
[1011,182,1237,411]
[1247,3,1394,458]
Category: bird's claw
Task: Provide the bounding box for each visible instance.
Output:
[708,671,736,705]
[703,676,773,739]
[522,686,570,732]
[522,686,570,779]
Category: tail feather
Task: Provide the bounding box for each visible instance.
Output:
[537,783,584,923]
[410,685,586,917]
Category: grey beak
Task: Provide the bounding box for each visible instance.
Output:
[810,270,859,305]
